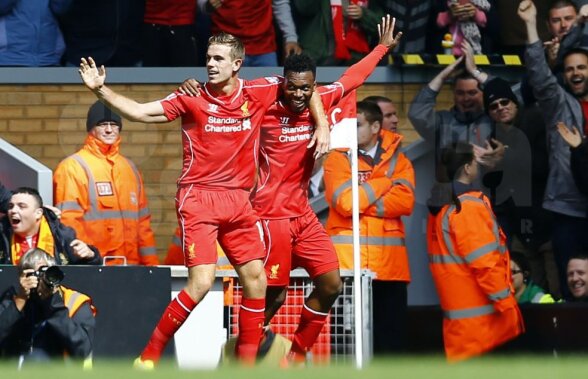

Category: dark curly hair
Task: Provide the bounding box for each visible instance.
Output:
[283,53,316,77]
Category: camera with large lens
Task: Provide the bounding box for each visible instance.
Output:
[26,265,65,288]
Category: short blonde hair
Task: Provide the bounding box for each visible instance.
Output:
[208,32,245,61]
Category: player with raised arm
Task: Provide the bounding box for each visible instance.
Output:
[79,32,329,368]
[255,15,402,364]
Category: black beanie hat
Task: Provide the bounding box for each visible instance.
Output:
[86,101,122,132]
[483,78,519,113]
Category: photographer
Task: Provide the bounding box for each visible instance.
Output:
[0,249,96,366]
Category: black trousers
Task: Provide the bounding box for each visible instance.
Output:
[371,280,408,354]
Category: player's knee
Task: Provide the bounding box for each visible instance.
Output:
[318,274,343,300]
[273,287,287,308]
[237,260,265,282]
[185,275,214,301]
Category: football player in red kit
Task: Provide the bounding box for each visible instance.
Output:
[79,32,329,368]
[254,15,403,363]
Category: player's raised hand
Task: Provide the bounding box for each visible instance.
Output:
[378,14,403,50]
[79,57,106,92]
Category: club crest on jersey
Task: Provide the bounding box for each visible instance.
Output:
[269,264,280,279]
[241,101,250,117]
[208,103,219,113]
[243,118,251,130]
[96,182,113,196]
[188,243,196,259]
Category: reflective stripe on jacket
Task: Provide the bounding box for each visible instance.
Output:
[427,191,524,361]
[60,286,97,318]
[53,135,158,265]
[324,130,415,281]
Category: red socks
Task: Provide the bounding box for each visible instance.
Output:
[290,304,328,357]
[235,297,265,364]
[141,289,197,362]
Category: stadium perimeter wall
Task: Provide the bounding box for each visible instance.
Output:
[0,66,523,262]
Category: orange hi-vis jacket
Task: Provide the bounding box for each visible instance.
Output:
[427,190,524,362]
[53,135,158,266]
[324,130,415,281]
[60,286,97,318]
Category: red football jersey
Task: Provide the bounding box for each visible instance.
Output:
[161,77,282,190]
[144,0,196,25]
[253,44,389,219]
[210,0,276,56]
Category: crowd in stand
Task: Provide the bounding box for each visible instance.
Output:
[2,0,588,367]
[3,0,588,68]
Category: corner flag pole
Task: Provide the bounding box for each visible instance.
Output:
[329,90,363,368]
[349,143,364,369]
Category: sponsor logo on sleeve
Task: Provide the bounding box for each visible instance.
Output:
[264,76,280,84]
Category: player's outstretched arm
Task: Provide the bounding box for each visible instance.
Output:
[79,57,168,124]
[334,15,403,92]
[307,91,330,159]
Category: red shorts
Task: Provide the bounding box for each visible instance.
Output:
[176,185,265,268]
[262,205,339,287]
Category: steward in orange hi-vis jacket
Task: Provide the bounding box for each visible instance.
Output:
[53,102,158,266]
[324,129,415,281]
[324,100,416,354]
[427,142,524,361]
[428,186,524,361]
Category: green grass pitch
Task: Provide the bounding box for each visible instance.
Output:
[1,355,587,379]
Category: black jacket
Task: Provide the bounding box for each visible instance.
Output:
[570,139,588,197]
[0,182,10,214]
[58,0,145,66]
[0,286,95,360]
[0,209,100,265]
